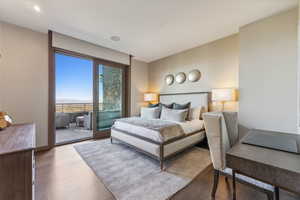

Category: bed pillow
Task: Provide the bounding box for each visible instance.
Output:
[173,102,191,110]
[173,102,191,120]
[159,103,174,109]
[148,103,159,108]
[140,107,160,119]
[188,107,203,120]
[160,107,188,122]
[158,103,174,117]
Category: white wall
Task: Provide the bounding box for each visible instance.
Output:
[149,34,239,111]
[239,8,298,134]
[0,21,49,146]
[130,59,149,116]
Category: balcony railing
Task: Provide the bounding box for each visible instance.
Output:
[55,103,120,113]
[55,103,122,130]
[56,103,94,113]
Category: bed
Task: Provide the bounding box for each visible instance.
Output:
[110,92,209,170]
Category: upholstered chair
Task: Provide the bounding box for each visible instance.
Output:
[55,112,70,129]
[203,112,277,200]
[83,111,93,130]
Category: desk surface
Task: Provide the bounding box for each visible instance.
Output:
[242,129,300,154]
[226,129,300,194]
[227,130,300,174]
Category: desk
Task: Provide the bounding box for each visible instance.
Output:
[226,130,300,200]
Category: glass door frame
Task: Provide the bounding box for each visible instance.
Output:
[93,58,130,139]
[49,45,130,148]
[52,48,95,146]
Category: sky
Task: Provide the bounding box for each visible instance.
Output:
[55,53,103,103]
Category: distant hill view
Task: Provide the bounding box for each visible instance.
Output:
[55,98,106,113]
[56,98,93,104]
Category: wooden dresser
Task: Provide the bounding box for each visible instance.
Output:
[0,123,36,200]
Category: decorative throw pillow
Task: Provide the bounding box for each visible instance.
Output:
[173,102,191,120]
[140,107,160,119]
[173,102,191,110]
[160,107,188,122]
[148,103,159,108]
[158,103,174,117]
[159,103,174,109]
[188,107,203,120]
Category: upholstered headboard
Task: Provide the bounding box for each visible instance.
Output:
[159,92,209,112]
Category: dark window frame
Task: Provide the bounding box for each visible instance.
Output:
[48,31,131,148]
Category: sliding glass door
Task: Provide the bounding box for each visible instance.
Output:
[93,60,126,136]
[50,46,130,146]
[54,52,93,145]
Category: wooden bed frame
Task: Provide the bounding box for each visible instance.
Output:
[110,92,209,170]
[111,128,205,170]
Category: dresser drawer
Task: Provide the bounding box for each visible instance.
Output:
[0,124,35,200]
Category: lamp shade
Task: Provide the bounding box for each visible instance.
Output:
[212,88,236,102]
[144,93,158,102]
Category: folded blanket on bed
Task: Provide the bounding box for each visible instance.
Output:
[113,117,185,143]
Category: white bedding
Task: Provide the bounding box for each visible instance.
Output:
[178,120,205,135]
[113,118,204,143]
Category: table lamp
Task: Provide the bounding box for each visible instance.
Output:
[212,88,236,111]
[144,93,158,104]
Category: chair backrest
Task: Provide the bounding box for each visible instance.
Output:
[203,112,238,171]
[84,111,93,129]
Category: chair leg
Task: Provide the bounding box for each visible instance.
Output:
[160,159,164,171]
[275,187,279,200]
[267,192,273,200]
[225,176,229,183]
[232,170,237,200]
[159,144,164,171]
[211,170,220,198]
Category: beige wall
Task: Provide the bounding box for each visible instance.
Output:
[149,34,239,111]
[298,2,300,133]
[130,59,149,116]
[0,23,3,110]
[239,8,298,134]
[0,21,149,147]
[0,7,297,149]
[52,32,130,65]
[0,22,49,147]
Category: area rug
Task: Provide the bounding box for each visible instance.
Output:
[74,139,211,200]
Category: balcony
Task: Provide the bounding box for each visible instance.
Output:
[55,103,93,144]
[55,103,121,144]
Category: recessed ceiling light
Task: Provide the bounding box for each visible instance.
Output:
[33,5,41,13]
[110,36,120,42]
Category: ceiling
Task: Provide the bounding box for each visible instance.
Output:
[0,0,298,62]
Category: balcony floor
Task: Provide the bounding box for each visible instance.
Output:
[56,123,93,145]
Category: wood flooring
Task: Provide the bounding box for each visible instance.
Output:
[35,140,300,200]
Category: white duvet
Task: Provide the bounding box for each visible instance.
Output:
[113,117,204,143]
[177,119,205,135]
